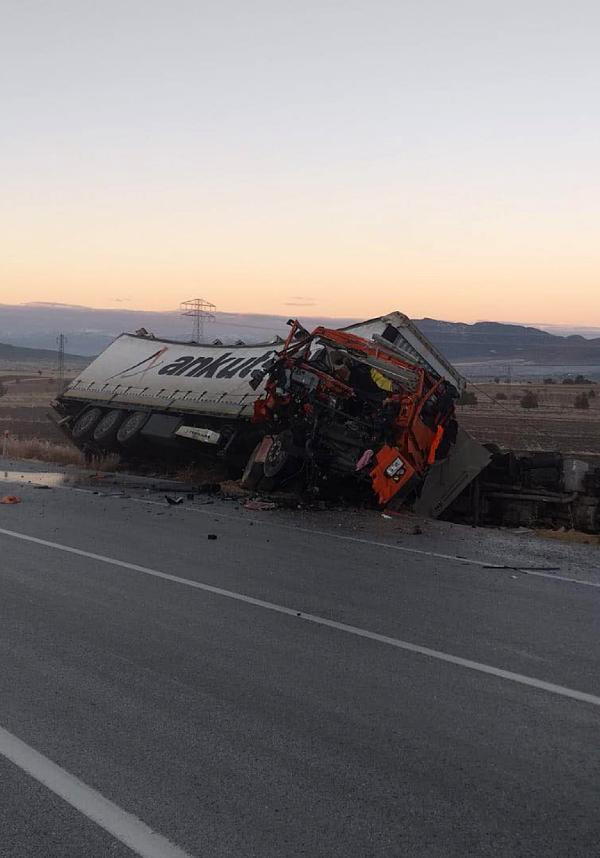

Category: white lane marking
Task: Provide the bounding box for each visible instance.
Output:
[70,488,496,568]
[13,479,596,588]
[95,493,600,590]
[126,496,502,567]
[521,569,600,589]
[0,725,194,858]
[2,526,600,708]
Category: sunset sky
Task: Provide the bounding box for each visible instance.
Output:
[2,1,599,324]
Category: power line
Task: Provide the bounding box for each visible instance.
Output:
[180,298,216,343]
[56,333,66,394]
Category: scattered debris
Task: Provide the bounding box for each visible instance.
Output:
[207,533,218,540]
[1,495,21,504]
[165,495,184,505]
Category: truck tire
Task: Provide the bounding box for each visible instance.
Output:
[116,411,149,446]
[71,407,103,441]
[92,409,126,446]
[263,431,294,478]
[261,430,302,490]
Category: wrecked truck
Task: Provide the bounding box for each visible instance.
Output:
[52,313,490,512]
[244,320,462,508]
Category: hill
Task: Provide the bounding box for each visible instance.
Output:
[1,302,600,367]
[415,318,600,364]
[0,341,88,366]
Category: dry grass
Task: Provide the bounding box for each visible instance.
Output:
[535,529,600,547]
[2,436,119,470]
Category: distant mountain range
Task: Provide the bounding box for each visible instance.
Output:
[415,318,600,364]
[1,302,600,367]
[0,341,87,366]
[0,302,357,356]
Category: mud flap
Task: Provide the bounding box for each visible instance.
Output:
[412,427,491,518]
[241,436,273,489]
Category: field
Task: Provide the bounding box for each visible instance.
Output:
[0,372,69,446]
[457,381,600,455]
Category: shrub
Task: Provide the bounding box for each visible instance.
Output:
[574,393,590,410]
[589,389,596,399]
[458,390,478,406]
[543,377,556,385]
[520,391,539,409]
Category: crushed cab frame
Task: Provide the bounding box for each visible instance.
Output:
[246,320,461,508]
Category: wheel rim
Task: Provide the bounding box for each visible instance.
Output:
[117,411,148,443]
[93,410,124,441]
[72,408,102,439]
[263,433,290,477]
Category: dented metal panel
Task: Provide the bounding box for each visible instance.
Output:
[414,428,492,518]
[343,313,466,393]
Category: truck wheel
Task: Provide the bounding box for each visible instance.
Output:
[92,409,126,446]
[261,430,302,490]
[263,431,293,478]
[116,411,149,446]
[71,407,103,441]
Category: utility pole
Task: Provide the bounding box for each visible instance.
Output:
[57,333,66,394]
[180,298,216,342]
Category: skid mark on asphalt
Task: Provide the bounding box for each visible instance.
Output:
[1,525,599,708]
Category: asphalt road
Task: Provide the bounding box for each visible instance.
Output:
[1,466,599,856]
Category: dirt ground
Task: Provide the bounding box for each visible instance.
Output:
[457,381,600,455]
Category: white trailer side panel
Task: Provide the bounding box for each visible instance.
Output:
[62,335,278,419]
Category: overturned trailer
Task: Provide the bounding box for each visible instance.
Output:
[53,312,490,513]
